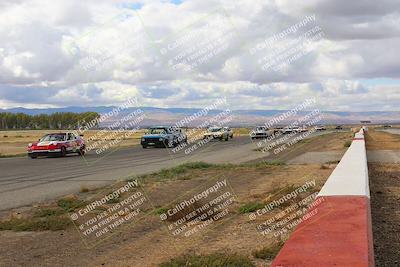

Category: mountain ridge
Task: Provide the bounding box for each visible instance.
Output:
[1,106,399,125]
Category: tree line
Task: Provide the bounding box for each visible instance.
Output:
[0,112,100,130]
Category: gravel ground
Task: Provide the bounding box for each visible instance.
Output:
[366,130,400,266]
[369,164,400,267]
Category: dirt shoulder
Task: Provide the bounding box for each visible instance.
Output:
[366,130,400,266]
[258,131,353,163]
[369,163,400,266]
[0,162,334,267]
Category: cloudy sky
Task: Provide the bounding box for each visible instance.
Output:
[0,0,399,111]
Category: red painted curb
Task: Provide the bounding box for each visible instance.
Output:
[271,196,374,267]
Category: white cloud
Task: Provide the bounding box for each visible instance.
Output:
[0,0,400,111]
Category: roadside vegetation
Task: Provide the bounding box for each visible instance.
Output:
[239,182,317,214]
[131,161,286,182]
[57,196,87,212]
[0,161,321,235]
[239,202,265,213]
[0,196,85,232]
[0,157,333,266]
[159,253,255,267]
[344,140,352,147]
[0,208,71,231]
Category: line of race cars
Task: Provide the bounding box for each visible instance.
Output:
[249,125,327,139]
[26,126,234,158]
[140,126,233,148]
[26,124,331,158]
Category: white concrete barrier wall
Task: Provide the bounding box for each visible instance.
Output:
[272,128,374,266]
[318,129,370,197]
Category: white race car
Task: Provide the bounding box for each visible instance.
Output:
[223,127,234,139]
[250,126,274,139]
[203,126,230,141]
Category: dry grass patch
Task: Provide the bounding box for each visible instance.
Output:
[252,241,285,260]
[159,253,255,267]
[309,132,354,151]
[365,129,400,150]
[0,206,71,231]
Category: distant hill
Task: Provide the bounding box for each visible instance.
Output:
[1,106,399,126]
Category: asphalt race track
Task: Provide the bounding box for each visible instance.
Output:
[0,130,336,210]
[0,136,264,210]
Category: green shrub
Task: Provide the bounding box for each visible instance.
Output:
[239,202,265,213]
[57,197,85,212]
[153,207,169,215]
[34,208,65,217]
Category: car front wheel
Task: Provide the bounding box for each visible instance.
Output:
[78,146,85,156]
[60,147,67,157]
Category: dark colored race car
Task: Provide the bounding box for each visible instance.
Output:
[27,132,85,158]
[141,126,186,148]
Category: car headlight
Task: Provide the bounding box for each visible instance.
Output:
[141,138,145,141]
[28,143,32,147]
[159,137,163,141]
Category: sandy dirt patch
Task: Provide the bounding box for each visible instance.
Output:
[288,151,345,164]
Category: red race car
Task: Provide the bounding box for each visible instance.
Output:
[27,132,86,158]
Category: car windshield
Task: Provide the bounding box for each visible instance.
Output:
[256,127,266,131]
[148,128,167,134]
[209,127,221,132]
[40,134,65,142]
